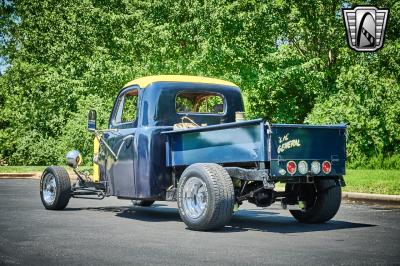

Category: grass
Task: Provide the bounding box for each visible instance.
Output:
[0,165,92,173]
[0,166,47,173]
[275,169,400,195]
[343,169,400,195]
[0,166,399,195]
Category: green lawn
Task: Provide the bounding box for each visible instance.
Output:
[0,166,92,173]
[0,166,399,195]
[343,169,400,195]
[0,166,47,173]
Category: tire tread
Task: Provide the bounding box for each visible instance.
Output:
[177,163,234,231]
[290,179,341,223]
[40,166,71,210]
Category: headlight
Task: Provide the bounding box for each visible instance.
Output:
[298,161,308,175]
[66,150,82,168]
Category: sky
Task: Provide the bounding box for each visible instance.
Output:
[0,57,9,75]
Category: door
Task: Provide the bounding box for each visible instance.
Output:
[106,87,140,198]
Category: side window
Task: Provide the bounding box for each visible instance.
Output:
[114,89,138,125]
[121,92,138,122]
[176,92,224,114]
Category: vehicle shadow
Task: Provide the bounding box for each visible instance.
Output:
[224,210,376,233]
[66,205,376,234]
[66,205,181,223]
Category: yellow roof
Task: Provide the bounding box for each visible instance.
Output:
[123,75,238,89]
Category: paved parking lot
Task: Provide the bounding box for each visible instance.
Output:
[0,179,399,265]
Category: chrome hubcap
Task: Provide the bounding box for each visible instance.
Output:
[182,177,208,219]
[42,174,56,205]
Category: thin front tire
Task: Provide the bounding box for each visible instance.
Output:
[40,166,71,210]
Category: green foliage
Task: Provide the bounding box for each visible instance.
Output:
[347,154,400,170]
[120,93,138,123]
[0,0,399,167]
[57,95,113,165]
[306,64,400,161]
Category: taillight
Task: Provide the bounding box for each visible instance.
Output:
[287,161,297,175]
[298,161,308,175]
[311,161,321,174]
[322,161,331,174]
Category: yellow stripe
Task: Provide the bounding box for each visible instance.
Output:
[123,75,238,89]
[93,137,100,182]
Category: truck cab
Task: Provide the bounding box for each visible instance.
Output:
[97,75,245,200]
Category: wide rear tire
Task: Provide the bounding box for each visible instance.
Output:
[288,179,341,223]
[40,166,71,210]
[177,163,234,231]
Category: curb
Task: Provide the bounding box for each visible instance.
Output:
[342,192,400,205]
[0,173,41,179]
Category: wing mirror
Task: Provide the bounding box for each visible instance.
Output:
[87,109,97,132]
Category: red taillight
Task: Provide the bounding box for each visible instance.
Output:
[322,161,331,174]
[287,161,297,175]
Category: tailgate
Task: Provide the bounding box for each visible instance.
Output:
[269,124,347,178]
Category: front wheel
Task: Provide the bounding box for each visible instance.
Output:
[40,166,71,210]
[177,163,234,231]
[287,178,342,223]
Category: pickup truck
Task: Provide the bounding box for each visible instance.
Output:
[40,75,346,231]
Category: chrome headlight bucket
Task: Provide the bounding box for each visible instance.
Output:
[66,150,82,169]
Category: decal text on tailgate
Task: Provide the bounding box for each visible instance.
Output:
[277,134,301,154]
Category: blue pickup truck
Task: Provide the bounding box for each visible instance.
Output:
[40,75,346,231]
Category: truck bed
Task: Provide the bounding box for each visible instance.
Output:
[162,119,346,179]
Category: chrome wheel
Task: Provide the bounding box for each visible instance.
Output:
[42,174,57,205]
[177,164,234,230]
[182,177,208,219]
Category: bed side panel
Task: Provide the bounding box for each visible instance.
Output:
[166,121,266,167]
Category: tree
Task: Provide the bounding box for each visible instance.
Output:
[0,0,399,165]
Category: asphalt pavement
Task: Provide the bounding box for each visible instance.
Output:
[0,179,399,265]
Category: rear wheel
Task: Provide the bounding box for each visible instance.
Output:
[131,200,155,207]
[177,163,234,231]
[40,166,71,210]
[287,178,341,223]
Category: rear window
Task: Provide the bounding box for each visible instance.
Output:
[176,92,224,114]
